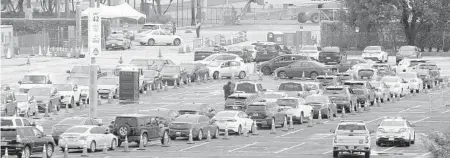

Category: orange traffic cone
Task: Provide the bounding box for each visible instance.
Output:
[42,144,47,158]
[187,128,195,144]
[158,48,162,58]
[102,142,108,154]
[53,104,58,115]
[137,135,145,150]
[317,110,323,124]
[164,81,168,91]
[282,117,289,132]
[118,56,123,64]
[206,130,212,142]
[307,110,314,127]
[251,121,259,135]
[81,141,88,156]
[223,127,230,140]
[44,104,50,117]
[4,147,8,158]
[270,121,276,134]
[64,143,69,158]
[123,136,129,152]
[197,75,201,85]
[161,131,170,147]
[288,116,294,130]
[203,74,208,83]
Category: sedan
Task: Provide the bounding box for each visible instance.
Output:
[180,62,210,82]
[212,111,254,135]
[15,93,38,117]
[178,103,216,118]
[380,76,410,98]
[53,83,81,108]
[97,77,119,99]
[274,61,336,79]
[257,54,310,75]
[169,114,219,141]
[315,75,340,87]
[105,32,132,50]
[336,59,367,73]
[58,125,118,152]
[305,95,337,119]
[369,80,391,103]
[136,29,182,46]
[51,117,102,144]
[160,65,189,86]
[260,91,288,102]
[398,72,423,93]
[362,46,389,63]
[208,60,248,80]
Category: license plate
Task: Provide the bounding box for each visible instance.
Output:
[253,113,258,116]
[1,142,7,146]
[232,107,238,109]
[68,138,76,141]
[326,57,331,59]
[176,132,181,135]
[388,137,394,141]
[112,44,116,46]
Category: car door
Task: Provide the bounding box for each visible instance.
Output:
[272,56,286,69]
[30,127,44,152]
[147,117,161,139]
[198,116,210,134]
[228,61,241,77]
[302,62,314,78]
[240,112,253,129]
[339,60,353,72]
[220,61,232,76]
[96,127,109,146]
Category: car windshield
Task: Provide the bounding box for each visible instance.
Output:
[380,121,404,126]
[71,66,90,74]
[108,33,124,40]
[142,24,159,30]
[143,71,158,78]
[301,46,317,51]
[398,73,416,79]
[15,95,28,102]
[28,88,52,96]
[115,117,138,127]
[419,65,437,69]
[67,77,89,86]
[278,83,302,91]
[372,65,389,69]
[59,118,84,125]
[161,66,180,73]
[305,96,327,104]
[236,83,256,93]
[343,82,365,88]
[22,75,46,84]
[0,119,13,126]
[323,88,344,95]
[98,78,117,85]
[130,59,148,66]
[256,45,276,51]
[358,70,374,77]
[54,84,73,91]
[262,93,284,99]
[65,127,89,133]
[320,52,340,56]
[174,116,198,123]
[364,46,381,51]
[338,124,366,130]
[410,60,427,67]
[276,99,297,108]
[381,77,399,83]
[316,77,335,81]
[399,46,415,52]
[215,111,237,118]
[352,89,365,94]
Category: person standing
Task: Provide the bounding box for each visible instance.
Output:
[223,81,233,101]
[195,20,202,38]
[172,22,177,35]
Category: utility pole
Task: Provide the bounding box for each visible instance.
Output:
[65,0,70,18]
[88,0,100,119]
[76,2,81,56]
[191,0,195,25]
[56,0,60,18]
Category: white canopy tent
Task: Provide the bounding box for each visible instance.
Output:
[81,3,145,20]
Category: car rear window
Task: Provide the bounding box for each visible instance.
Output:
[278,83,302,91]
[174,116,198,123]
[410,61,427,67]
[323,88,345,95]
[115,117,138,127]
[380,121,404,127]
[236,83,256,93]
[247,104,266,111]
[66,127,89,133]
[337,124,366,130]
[343,82,364,88]
[1,119,13,126]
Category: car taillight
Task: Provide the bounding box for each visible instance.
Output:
[399,128,406,133]
[79,136,87,140]
[333,136,337,143]
[378,128,385,133]
[365,136,369,143]
[16,134,22,143]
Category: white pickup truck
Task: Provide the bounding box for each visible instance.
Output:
[331,120,372,158]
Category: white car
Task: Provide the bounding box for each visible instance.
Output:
[276,97,312,124]
[233,80,266,95]
[67,76,90,104]
[207,60,248,80]
[380,76,410,97]
[136,30,182,46]
[362,46,389,63]
[97,77,119,99]
[395,59,429,73]
[397,72,423,93]
[260,92,288,102]
[1,116,44,132]
[376,117,416,147]
[331,120,372,158]
[196,53,244,65]
[18,72,54,93]
[54,83,81,108]
[58,125,118,152]
[212,111,254,134]
[299,45,321,60]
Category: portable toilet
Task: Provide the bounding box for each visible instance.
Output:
[119,67,139,100]
[267,32,284,44]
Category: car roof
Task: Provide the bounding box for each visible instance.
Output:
[278,97,299,100]
[381,117,407,122]
[322,46,340,52]
[229,93,256,97]
[143,23,164,25]
[338,122,366,126]
[25,72,49,76]
[70,125,98,128]
[325,85,346,89]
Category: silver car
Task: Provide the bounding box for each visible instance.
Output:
[58,125,118,152]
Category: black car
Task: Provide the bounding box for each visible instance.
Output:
[194,47,218,61]
[178,103,216,118]
[254,42,282,63]
[257,54,310,75]
[1,126,55,158]
[318,46,347,65]
[111,114,170,147]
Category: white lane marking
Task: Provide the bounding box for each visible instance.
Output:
[276,129,305,138]
[372,112,426,114]
[273,142,306,154]
[399,105,422,113]
[441,109,450,114]
[416,152,431,158]
[179,142,210,151]
[366,117,383,124]
[228,142,258,152]
[322,150,333,155]
[411,117,430,124]
[378,146,395,153]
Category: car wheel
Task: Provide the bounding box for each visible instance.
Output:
[299,113,304,124]
[140,42,146,46]
[89,141,96,152]
[21,146,31,158]
[118,125,130,137]
[262,67,271,75]
[213,128,219,139]
[411,133,415,144]
[237,125,242,135]
[310,13,319,23]
[333,151,339,158]
[310,72,318,79]
[77,96,81,107]
[416,89,420,93]
[196,130,203,141]
[110,139,117,150]
[365,151,371,158]
[141,133,148,147]
[147,39,155,46]
[405,138,411,147]
[213,71,219,80]
[70,97,74,108]
[46,143,54,157]
[173,38,181,46]
[278,71,287,79]
[239,71,246,79]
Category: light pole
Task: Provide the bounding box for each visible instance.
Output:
[88,0,99,119]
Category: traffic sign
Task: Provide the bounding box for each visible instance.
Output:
[88,8,101,57]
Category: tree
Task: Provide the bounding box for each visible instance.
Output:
[152,0,174,16]
[422,130,450,158]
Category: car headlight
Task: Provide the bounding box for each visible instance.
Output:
[398,128,406,133]
[333,136,337,143]
[378,128,385,133]
[173,75,179,79]
[365,136,369,143]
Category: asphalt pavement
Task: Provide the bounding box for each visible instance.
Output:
[2,24,450,158]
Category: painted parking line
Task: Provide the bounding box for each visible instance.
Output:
[276,129,305,138]
[366,117,383,124]
[411,117,430,124]
[399,105,422,113]
[377,146,395,153]
[415,152,431,158]
[273,142,306,154]
[179,142,210,151]
[441,109,450,114]
[228,142,258,152]
[322,150,333,155]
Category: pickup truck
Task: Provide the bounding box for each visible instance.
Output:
[331,120,372,158]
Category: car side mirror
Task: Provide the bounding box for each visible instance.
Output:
[66,70,71,74]
[60,96,64,99]
[6,100,12,103]
[98,123,103,126]
[37,133,42,138]
[47,80,52,84]
[105,128,110,133]
[18,81,22,85]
